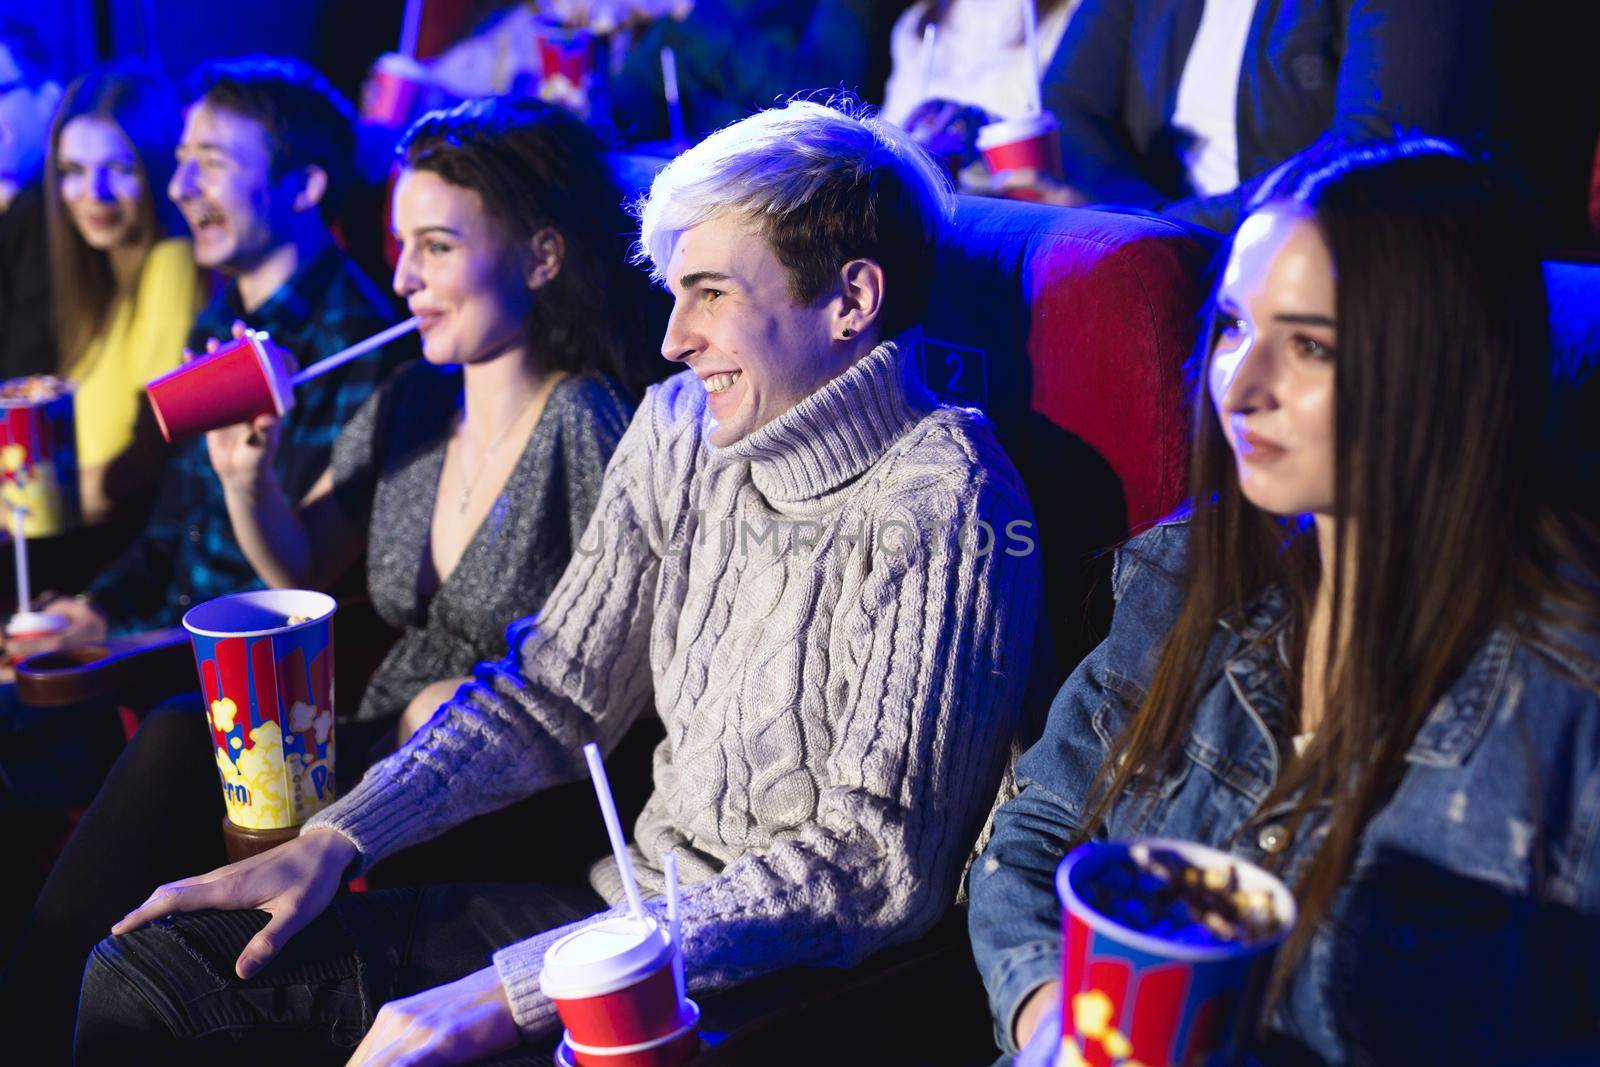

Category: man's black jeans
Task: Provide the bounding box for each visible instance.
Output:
[75,882,603,1066]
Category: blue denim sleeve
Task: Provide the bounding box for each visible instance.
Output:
[968,519,1188,1053]
[968,635,1119,1053]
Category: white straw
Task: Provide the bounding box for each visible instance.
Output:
[9,505,29,614]
[660,47,686,145]
[664,850,686,1008]
[398,0,424,58]
[290,318,419,387]
[584,742,646,920]
[919,23,937,103]
[1021,0,1042,115]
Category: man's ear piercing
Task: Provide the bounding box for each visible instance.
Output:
[842,328,855,338]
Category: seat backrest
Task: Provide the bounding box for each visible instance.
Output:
[1547,260,1600,498]
[919,198,1214,674]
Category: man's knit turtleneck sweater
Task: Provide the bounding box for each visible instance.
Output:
[306,340,1042,1035]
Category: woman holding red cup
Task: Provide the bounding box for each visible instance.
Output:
[971,138,1600,1066]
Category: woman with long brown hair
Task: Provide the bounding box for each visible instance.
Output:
[43,63,202,523]
[971,138,1600,1065]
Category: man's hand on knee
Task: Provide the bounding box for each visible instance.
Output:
[112,827,360,979]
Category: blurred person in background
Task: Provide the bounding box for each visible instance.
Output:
[44,64,203,526]
[1025,0,1493,234]
[881,0,1078,180]
[381,0,889,146]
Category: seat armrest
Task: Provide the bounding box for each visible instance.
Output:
[16,628,193,708]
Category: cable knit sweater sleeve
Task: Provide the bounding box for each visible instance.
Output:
[301,378,695,862]
[491,420,1042,1037]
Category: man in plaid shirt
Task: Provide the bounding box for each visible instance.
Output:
[31,57,409,642]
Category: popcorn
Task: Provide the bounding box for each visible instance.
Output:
[1077,842,1286,948]
[0,374,71,403]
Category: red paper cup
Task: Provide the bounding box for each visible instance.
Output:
[1056,839,1295,1067]
[977,113,1062,178]
[364,53,430,128]
[556,1000,702,1067]
[146,331,293,443]
[0,376,81,537]
[533,22,605,119]
[542,915,690,1052]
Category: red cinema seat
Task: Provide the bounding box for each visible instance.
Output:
[918,198,1214,683]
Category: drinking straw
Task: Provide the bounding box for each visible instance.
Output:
[661,46,687,146]
[1021,0,1042,115]
[584,742,647,920]
[399,0,424,59]
[664,850,686,1008]
[919,23,937,103]
[9,505,29,615]
[290,318,419,387]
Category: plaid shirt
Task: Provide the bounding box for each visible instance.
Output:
[89,246,412,634]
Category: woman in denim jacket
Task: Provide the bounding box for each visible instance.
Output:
[970,138,1600,1066]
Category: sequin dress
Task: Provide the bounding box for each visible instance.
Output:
[328,359,634,721]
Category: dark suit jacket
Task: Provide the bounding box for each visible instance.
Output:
[1041,0,1493,233]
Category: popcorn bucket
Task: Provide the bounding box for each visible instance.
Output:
[364,53,432,128]
[0,376,81,537]
[182,590,337,834]
[146,330,293,443]
[1056,840,1296,1067]
[977,113,1062,178]
[542,914,699,1066]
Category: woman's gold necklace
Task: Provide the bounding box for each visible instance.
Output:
[453,398,539,516]
[452,373,566,516]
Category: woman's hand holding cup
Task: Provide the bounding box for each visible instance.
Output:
[207,412,283,494]
[200,320,295,493]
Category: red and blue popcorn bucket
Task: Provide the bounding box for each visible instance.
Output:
[182,590,337,833]
[1055,840,1296,1067]
[0,376,81,537]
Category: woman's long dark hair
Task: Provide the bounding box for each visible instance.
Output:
[1075,139,1600,1012]
[398,97,667,398]
[45,64,182,370]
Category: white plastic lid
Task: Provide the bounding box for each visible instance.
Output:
[540,915,673,1000]
[976,113,1059,149]
[5,610,70,639]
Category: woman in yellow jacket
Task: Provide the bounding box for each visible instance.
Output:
[43,64,203,524]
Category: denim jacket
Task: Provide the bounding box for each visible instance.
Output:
[969,517,1600,1065]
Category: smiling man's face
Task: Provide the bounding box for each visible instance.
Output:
[659,213,857,447]
[167,100,286,273]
